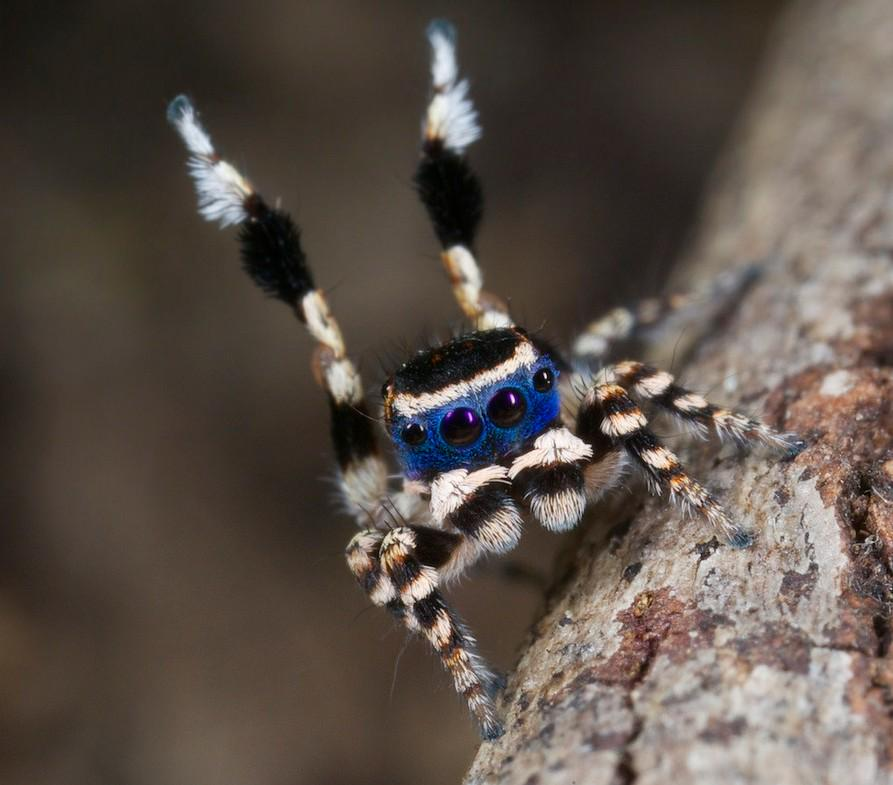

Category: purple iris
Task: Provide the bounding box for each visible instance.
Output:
[441,407,483,446]
[487,388,526,427]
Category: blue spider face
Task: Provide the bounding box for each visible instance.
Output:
[383,328,561,480]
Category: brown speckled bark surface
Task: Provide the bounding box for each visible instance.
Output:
[466,2,893,783]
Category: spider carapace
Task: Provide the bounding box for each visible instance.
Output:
[385,329,562,480]
[169,20,802,740]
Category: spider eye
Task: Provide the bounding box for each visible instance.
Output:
[533,367,555,393]
[440,407,483,446]
[487,388,526,428]
[402,423,427,446]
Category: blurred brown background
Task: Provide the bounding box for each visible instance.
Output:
[2,2,783,783]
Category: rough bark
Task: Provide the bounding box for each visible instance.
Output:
[466,2,893,783]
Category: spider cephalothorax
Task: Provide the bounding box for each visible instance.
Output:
[384,327,561,479]
[169,20,803,741]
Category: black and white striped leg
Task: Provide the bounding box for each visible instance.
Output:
[414,21,511,330]
[605,361,805,455]
[508,427,594,532]
[583,383,752,546]
[571,266,761,364]
[168,96,389,523]
[429,466,523,553]
[346,526,505,740]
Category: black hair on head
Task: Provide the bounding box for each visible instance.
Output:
[414,144,483,249]
[391,327,527,395]
[238,194,315,307]
[525,330,570,373]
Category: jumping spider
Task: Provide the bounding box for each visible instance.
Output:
[168,20,802,740]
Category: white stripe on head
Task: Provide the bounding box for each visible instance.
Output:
[391,340,539,418]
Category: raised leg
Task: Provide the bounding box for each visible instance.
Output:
[578,383,753,546]
[168,96,389,524]
[346,526,505,739]
[414,21,512,330]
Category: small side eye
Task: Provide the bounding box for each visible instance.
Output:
[440,407,483,446]
[487,388,526,427]
[402,423,427,446]
[533,368,555,392]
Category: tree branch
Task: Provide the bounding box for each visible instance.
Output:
[466,1,893,782]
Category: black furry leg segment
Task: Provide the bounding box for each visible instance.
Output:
[345,527,505,739]
[167,96,389,521]
[581,384,752,547]
[414,20,512,330]
[605,361,805,456]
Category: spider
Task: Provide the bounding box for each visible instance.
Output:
[168,20,803,740]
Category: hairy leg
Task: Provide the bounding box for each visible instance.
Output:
[168,96,390,525]
[604,361,804,454]
[578,383,753,546]
[345,526,505,739]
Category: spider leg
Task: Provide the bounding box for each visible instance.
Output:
[414,21,511,330]
[579,382,753,546]
[429,465,524,553]
[346,526,505,740]
[604,361,805,455]
[168,96,389,525]
[571,265,761,365]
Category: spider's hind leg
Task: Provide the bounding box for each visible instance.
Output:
[346,526,505,740]
[571,265,762,365]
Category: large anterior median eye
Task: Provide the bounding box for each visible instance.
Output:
[487,388,526,427]
[441,407,483,446]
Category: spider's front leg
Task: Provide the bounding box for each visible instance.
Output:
[345,525,505,740]
[414,20,511,332]
[167,95,394,523]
